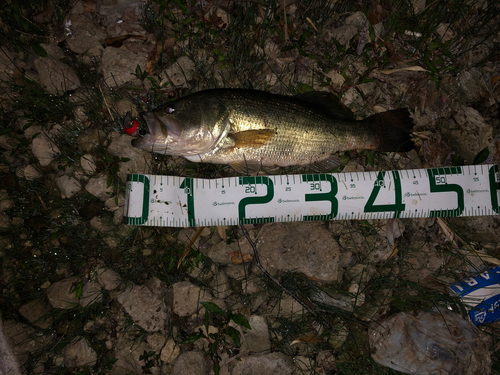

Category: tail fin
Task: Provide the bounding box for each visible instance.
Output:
[367,108,414,152]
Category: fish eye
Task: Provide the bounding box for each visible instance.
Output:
[165,105,175,114]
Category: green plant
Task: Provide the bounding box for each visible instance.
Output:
[182,302,251,375]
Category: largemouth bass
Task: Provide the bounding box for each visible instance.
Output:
[128,89,414,174]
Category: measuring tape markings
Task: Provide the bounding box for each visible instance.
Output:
[124,164,500,227]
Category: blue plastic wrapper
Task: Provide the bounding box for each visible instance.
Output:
[448,266,500,325]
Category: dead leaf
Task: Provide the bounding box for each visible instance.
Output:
[216,226,227,241]
[290,331,324,346]
[491,76,500,86]
[380,66,428,75]
[228,251,253,265]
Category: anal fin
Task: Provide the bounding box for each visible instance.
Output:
[230,160,263,175]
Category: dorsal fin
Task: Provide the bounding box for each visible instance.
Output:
[295,91,356,120]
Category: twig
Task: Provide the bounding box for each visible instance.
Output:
[177,226,205,269]
[239,225,336,333]
[99,85,114,121]
[305,17,318,32]
[283,0,289,44]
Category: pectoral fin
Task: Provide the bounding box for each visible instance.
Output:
[229,129,276,149]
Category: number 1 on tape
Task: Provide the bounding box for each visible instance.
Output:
[123,164,500,227]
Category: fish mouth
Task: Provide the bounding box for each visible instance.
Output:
[140,111,160,137]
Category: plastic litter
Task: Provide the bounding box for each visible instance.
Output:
[449,266,500,325]
[369,308,491,375]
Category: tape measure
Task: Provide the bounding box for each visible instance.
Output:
[124,164,500,227]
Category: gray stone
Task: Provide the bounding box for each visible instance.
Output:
[244,316,270,352]
[46,276,80,309]
[0,190,13,212]
[77,128,109,153]
[257,222,341,282]
[56,175,82,199]
[172,351,206,375]
[97,267,121,290]
[107,133,152,183]
[232,352,295,375]
[100,47,147,88]
[0,318,22,375]
[17,165,42,180]
[113,335,157,374]
[85,174,114,201]
[80,154,97,174]
[266,294,304,318]
[147,333,166,354]
[0,213,10,228]
[117,285,167,332]
[39,43,65,60]
[80,279,103,307]
[316,350,336,374]
[2,320,43,373]
[443,106,494,163]
[162,56,195,87]
[18,299,52,329]
[210,271,231,299]
[172,281,223,317]
[63,338,97,367]
[65,14,105,54]
[31,132,60,167]
[160,338,180,363]
[33,57,80,95]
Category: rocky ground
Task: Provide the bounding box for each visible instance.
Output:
[1,0,500,374]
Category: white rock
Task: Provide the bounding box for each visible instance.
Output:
[100,47,147,87]
[172,281,223,317]
[161,338,180,363]
[56,175,82,198]
[46,276,80,309]
[85,174,114,201]
[117,285,167,332]
[63,338,97,367]
[80,154,96,174]
[97,267,121,290]
[244,316,270,352]
[31,133,60,167]
[33,57,80,95]
[0,190,13,211]
[163,56,195,87]
[80,279,103,307]
[20,165,43,180]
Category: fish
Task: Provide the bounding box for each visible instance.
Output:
[128,89,414,174]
